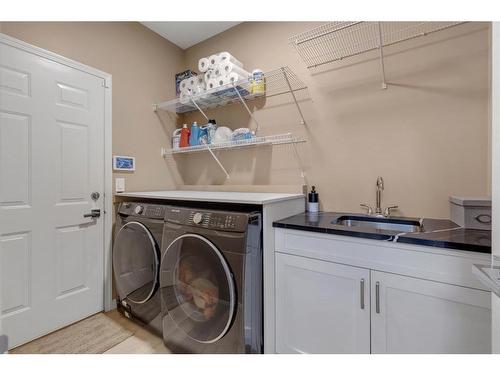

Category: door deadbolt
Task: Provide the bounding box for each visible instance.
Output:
[91,192,100,201]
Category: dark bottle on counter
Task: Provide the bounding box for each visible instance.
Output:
[308,186,319,213]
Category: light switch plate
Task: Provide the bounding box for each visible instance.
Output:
[115,178,125,193]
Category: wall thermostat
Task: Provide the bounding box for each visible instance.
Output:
[113,155,135,171]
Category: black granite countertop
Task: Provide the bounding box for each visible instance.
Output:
[273,212,491,254]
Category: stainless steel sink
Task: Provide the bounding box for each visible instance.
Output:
[333,215,423,233]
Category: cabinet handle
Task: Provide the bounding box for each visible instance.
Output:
[375,281,380,314]
[475,214,492,224]
[360,279,365,309]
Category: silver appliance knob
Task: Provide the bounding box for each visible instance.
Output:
[134,205,144,215]
[193,212,203,224]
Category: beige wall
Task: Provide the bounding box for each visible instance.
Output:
[1,22,184,192]
[1,22,491,219]
[181,22,491,218]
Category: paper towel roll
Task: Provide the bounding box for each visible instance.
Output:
[195,75,205,88]
[213,65,224,78]
[208,54,220,69]
[227,72,244,85]
[198,57,210,72]
[187,76,197,88]
[216,76,230,87]
[194,83,207,93]
[219,62,251,78]
[218,52,243,68]
[179,78,190,91]
[179,91,191,104]
[204,69,215,82]
[191,85,200,95]
[206,78,219,91]
[180,87,192,96]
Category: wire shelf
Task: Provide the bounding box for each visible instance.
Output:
[289,21,466,69]
[154,67,307,114]
[162,133,306,156]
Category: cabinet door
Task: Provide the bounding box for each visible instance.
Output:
[275,253,370,353]
[371,270,491,354]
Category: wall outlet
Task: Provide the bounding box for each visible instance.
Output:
[115,178,125,193]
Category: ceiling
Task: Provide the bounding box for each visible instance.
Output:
[141,22,241,49]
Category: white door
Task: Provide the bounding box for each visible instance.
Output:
[275,253,370,353]
[371,270,491,354]
[0,40,105,348]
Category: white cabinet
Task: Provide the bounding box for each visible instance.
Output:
[370,271,492,354]
[275,253,370,353]
[273,229,492,354]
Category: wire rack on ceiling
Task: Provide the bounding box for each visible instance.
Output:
[289,21,466,70]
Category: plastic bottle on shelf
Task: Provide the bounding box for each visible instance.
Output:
[172,128,182,149]
[179,124,190,148]
[207,119,217,144]
[198,119,217,145]
[189,121,200,146]
[250,69,265,96]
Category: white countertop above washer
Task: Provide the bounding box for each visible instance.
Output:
[115,190,304,205]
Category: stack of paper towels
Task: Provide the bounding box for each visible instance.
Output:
[178,74,207,104]
[179,51,251,104]
[200,51,251,90]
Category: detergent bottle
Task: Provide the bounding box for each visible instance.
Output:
[189,121,200,146]
[179,124,190,148]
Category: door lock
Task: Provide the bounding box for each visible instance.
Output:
[84,209,101,219]
[91,192,100,201]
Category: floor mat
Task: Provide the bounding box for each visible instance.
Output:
[11,313,134,354]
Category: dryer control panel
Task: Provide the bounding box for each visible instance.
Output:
[118,202,166,219]
[165,206,253,232]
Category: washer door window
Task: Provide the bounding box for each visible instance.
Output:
[113,221,159,304]
[161,234,236,344]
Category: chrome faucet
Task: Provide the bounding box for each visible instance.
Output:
[360,177,398,217]
[375,176,384,215]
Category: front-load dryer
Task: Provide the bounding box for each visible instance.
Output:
[112,202,166,336]
[160,206,262,353]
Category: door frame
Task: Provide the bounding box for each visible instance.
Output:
[0,33,115,314]
[492,22,500,354]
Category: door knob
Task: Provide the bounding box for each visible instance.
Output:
[83,209,101,218]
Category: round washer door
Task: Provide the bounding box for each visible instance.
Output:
[160,234,236,344]
[113,221,159,304]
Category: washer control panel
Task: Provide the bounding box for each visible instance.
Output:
[119,202,166,219]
